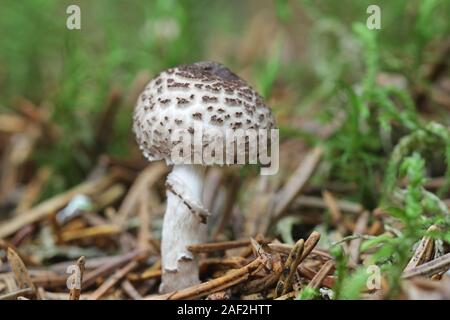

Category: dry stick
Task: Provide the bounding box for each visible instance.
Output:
[249,237,274,272]
[331,234,375,246]
[92,183,126,211]
[49,252,141,274]
[368,220,383,236]
[13,166,52,214]
[203,168,223,212]
[254,232,322,297]
[275,239,304,297]
[414,38,450,108]
[322,190,348,235]
[300,231,322,261]
[82,210,111,226]
[69,256,85,300]
[206,291,230,300]
[0,288,33,300]
[238,269,282,294]
[128,269,162,281]
[306,260,335,290]
[188,238,269,253]
[294,195,363,214]
[31,273,68,289]
[142,190,161,251]
[82,248,147,289]
[404,225,437,272]
[0,272,21,293]
[267,147,322,230]
[148,258,262,300]
[241,293,264,300]
[298,265,335,288]
[7,247,41,299]
[93,88,122,156]
[36,288,48,300]
[403,252,450,279]
[0,113,27,133]
[246,176,273,236]
[293,232,334,288]
[137,191,151,249]
[348,211,370,266]
[432,87,450,110]
[60,224,121,242]
[274,291,297,300]
[0,128,39,203]
[10,225,35,247]
[200,257,248,270]
[0,239,38,267]
[41,290,86,300]
[90,260,139,300]
[135,258,161,280]
[16,97,56,133]
[268,243,332,261]
[212,175,241,240]
[0,174,115,239]
[121,280,143,300]
[115,162,168,227]
[238,234,266,258]
[269,232,321,280]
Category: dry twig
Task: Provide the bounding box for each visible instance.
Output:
[7,247,41,299]
[68,256,85,300]
[90,260,139,300]
[403,252,450,279]
[0,174,115,239]
[275,239,304,297]
[147,258,262,300]
[269,147,322,226]
[404,225,437,272]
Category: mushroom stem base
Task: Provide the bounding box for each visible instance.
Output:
[159,164,206,293]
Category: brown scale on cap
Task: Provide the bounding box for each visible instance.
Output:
[133,61,276,164]
[192,112,202,120]
[202,96,218,103]
[168,82,190,89]
[176,97,190,106]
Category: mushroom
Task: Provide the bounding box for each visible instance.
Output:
[132,61,276,292]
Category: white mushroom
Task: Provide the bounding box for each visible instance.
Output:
[133,61,276,293]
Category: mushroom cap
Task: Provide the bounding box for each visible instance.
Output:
[133,61,276,165]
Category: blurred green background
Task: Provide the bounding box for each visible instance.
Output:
[0,0,449,201]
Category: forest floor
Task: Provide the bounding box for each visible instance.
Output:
[0,1,450,300]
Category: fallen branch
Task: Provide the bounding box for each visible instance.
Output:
[69,256,85,300]
[306,260,335,290]
[187,238,268,253]
[275,239,304,297]
[298,265,335,288]
[90,260,139,300]
[121,280,143,300]
[7,247,41,299]
[404,225,437,272]
[348,211,370,265]
[147,258,262,300]
[82,248,147,289]
[269,147,322,225]
[403,252,450,279]
[61,225,121,242]
[0,288,32,300]
[0,174,115,239]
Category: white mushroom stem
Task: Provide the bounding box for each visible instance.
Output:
[159,164,208,293]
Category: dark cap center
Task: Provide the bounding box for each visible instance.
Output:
[193,61,240,82]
